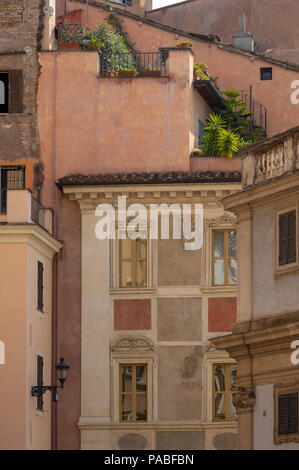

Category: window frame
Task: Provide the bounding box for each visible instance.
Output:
[36,354,44,411]
[0,70,23,114]
[275,205,298,277]
[0,166,26,214]
[119,237,148,289]
[260,67,272,81]
[119,363,148,423]
[37,260,44,312]
[274,383,299,444]
[212,228,237,287]
[212,362,237,422]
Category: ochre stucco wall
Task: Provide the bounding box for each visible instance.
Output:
[65,0,299,138]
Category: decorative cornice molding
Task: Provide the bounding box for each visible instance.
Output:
[111,336,154,353]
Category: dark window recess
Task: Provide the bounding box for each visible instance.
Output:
[278,393,298,435]
[123,0,132,5]
[37,355,44,411]
[260,67,272,81]
[279,211,296,266]
[0,166,25,214]
[37,261,44,311]
[0,73,9,113]
[0,70,23,113]
[198,119,205,146]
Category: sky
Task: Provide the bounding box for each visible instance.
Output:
[152,0,187,10]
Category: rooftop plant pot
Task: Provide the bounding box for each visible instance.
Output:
[59,42,80,50]
[118,70,136,78]
[143,70,161,77]
[176,43,192,49]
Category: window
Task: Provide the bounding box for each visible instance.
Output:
[120,364,147,422]
[278,393,298,436]
[0,70,23,114]
[37,261,44,311]
[260,67,272,81]
[279,211,296,266]
[37,355,44,411]
[0,166,25,214]
[119,238,147,288]
[213,363,237,421]
[198,119,204,146]
[212,229,237,286]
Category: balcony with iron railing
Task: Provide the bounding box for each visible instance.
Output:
[99,50,169,78]
[240,86,267,137]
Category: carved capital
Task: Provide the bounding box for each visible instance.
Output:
[232,386,256,412]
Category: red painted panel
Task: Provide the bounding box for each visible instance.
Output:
[114,299,151,330]
[56,9,83,26]
[208,297,237,332]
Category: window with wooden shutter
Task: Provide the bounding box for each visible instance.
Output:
[279,211,296,266]
[37,261,44,311]
[37,355,44,411]
[9,70,23,113]
[278,393,298,436]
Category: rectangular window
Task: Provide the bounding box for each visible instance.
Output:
[119,238,147,288]
[37,355,44,411]
[0,166,25,214]
[260,67,272,81]
[198,119,204,145]
[0,70,23,113]
[213,363,237,421]
[212,229,237,286]
[279,211,296,266]
[278,393,298,436]
[37,261,44,311]
[120,364,147,422]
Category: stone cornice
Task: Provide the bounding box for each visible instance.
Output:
[0,224,63,258]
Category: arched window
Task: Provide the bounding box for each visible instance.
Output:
[0,80,5,104]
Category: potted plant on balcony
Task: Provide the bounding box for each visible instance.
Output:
[143,65,161,77]
[118,67,137,78]
[176,41,193,49]
[57,21,82,50]
[82,34,104,51]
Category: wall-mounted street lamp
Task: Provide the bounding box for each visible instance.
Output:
[31,358,70,402]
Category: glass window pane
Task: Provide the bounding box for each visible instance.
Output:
[120,239,132,259]
[229,365,237,390]
[215,393,225,420]
[228,259,237,284]
[136,366,146,392]
[121,365,132,393]
[229,393,236,420]
[228,231,236,257]
[120,260,133,287]
[214,232,224,257]
[136,394,147,421]
[214,365,226,391]
[214,259,224,285]
[136,239,147,259]
[121,394,132,421]
[136,260,147,287]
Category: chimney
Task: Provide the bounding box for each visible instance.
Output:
[232,13,255,53]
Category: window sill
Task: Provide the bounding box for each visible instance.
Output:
[109,288,156,295]
[201,286,237,294]
[275,262,298,279]
[274,433,299,445]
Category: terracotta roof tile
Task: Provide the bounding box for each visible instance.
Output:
[57,170,241,187]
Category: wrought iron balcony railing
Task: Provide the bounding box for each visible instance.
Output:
[99,51,168,78]
[240,86,267,137]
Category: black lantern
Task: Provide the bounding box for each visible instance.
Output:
[56,357,70,388]
[31,358,70,402]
